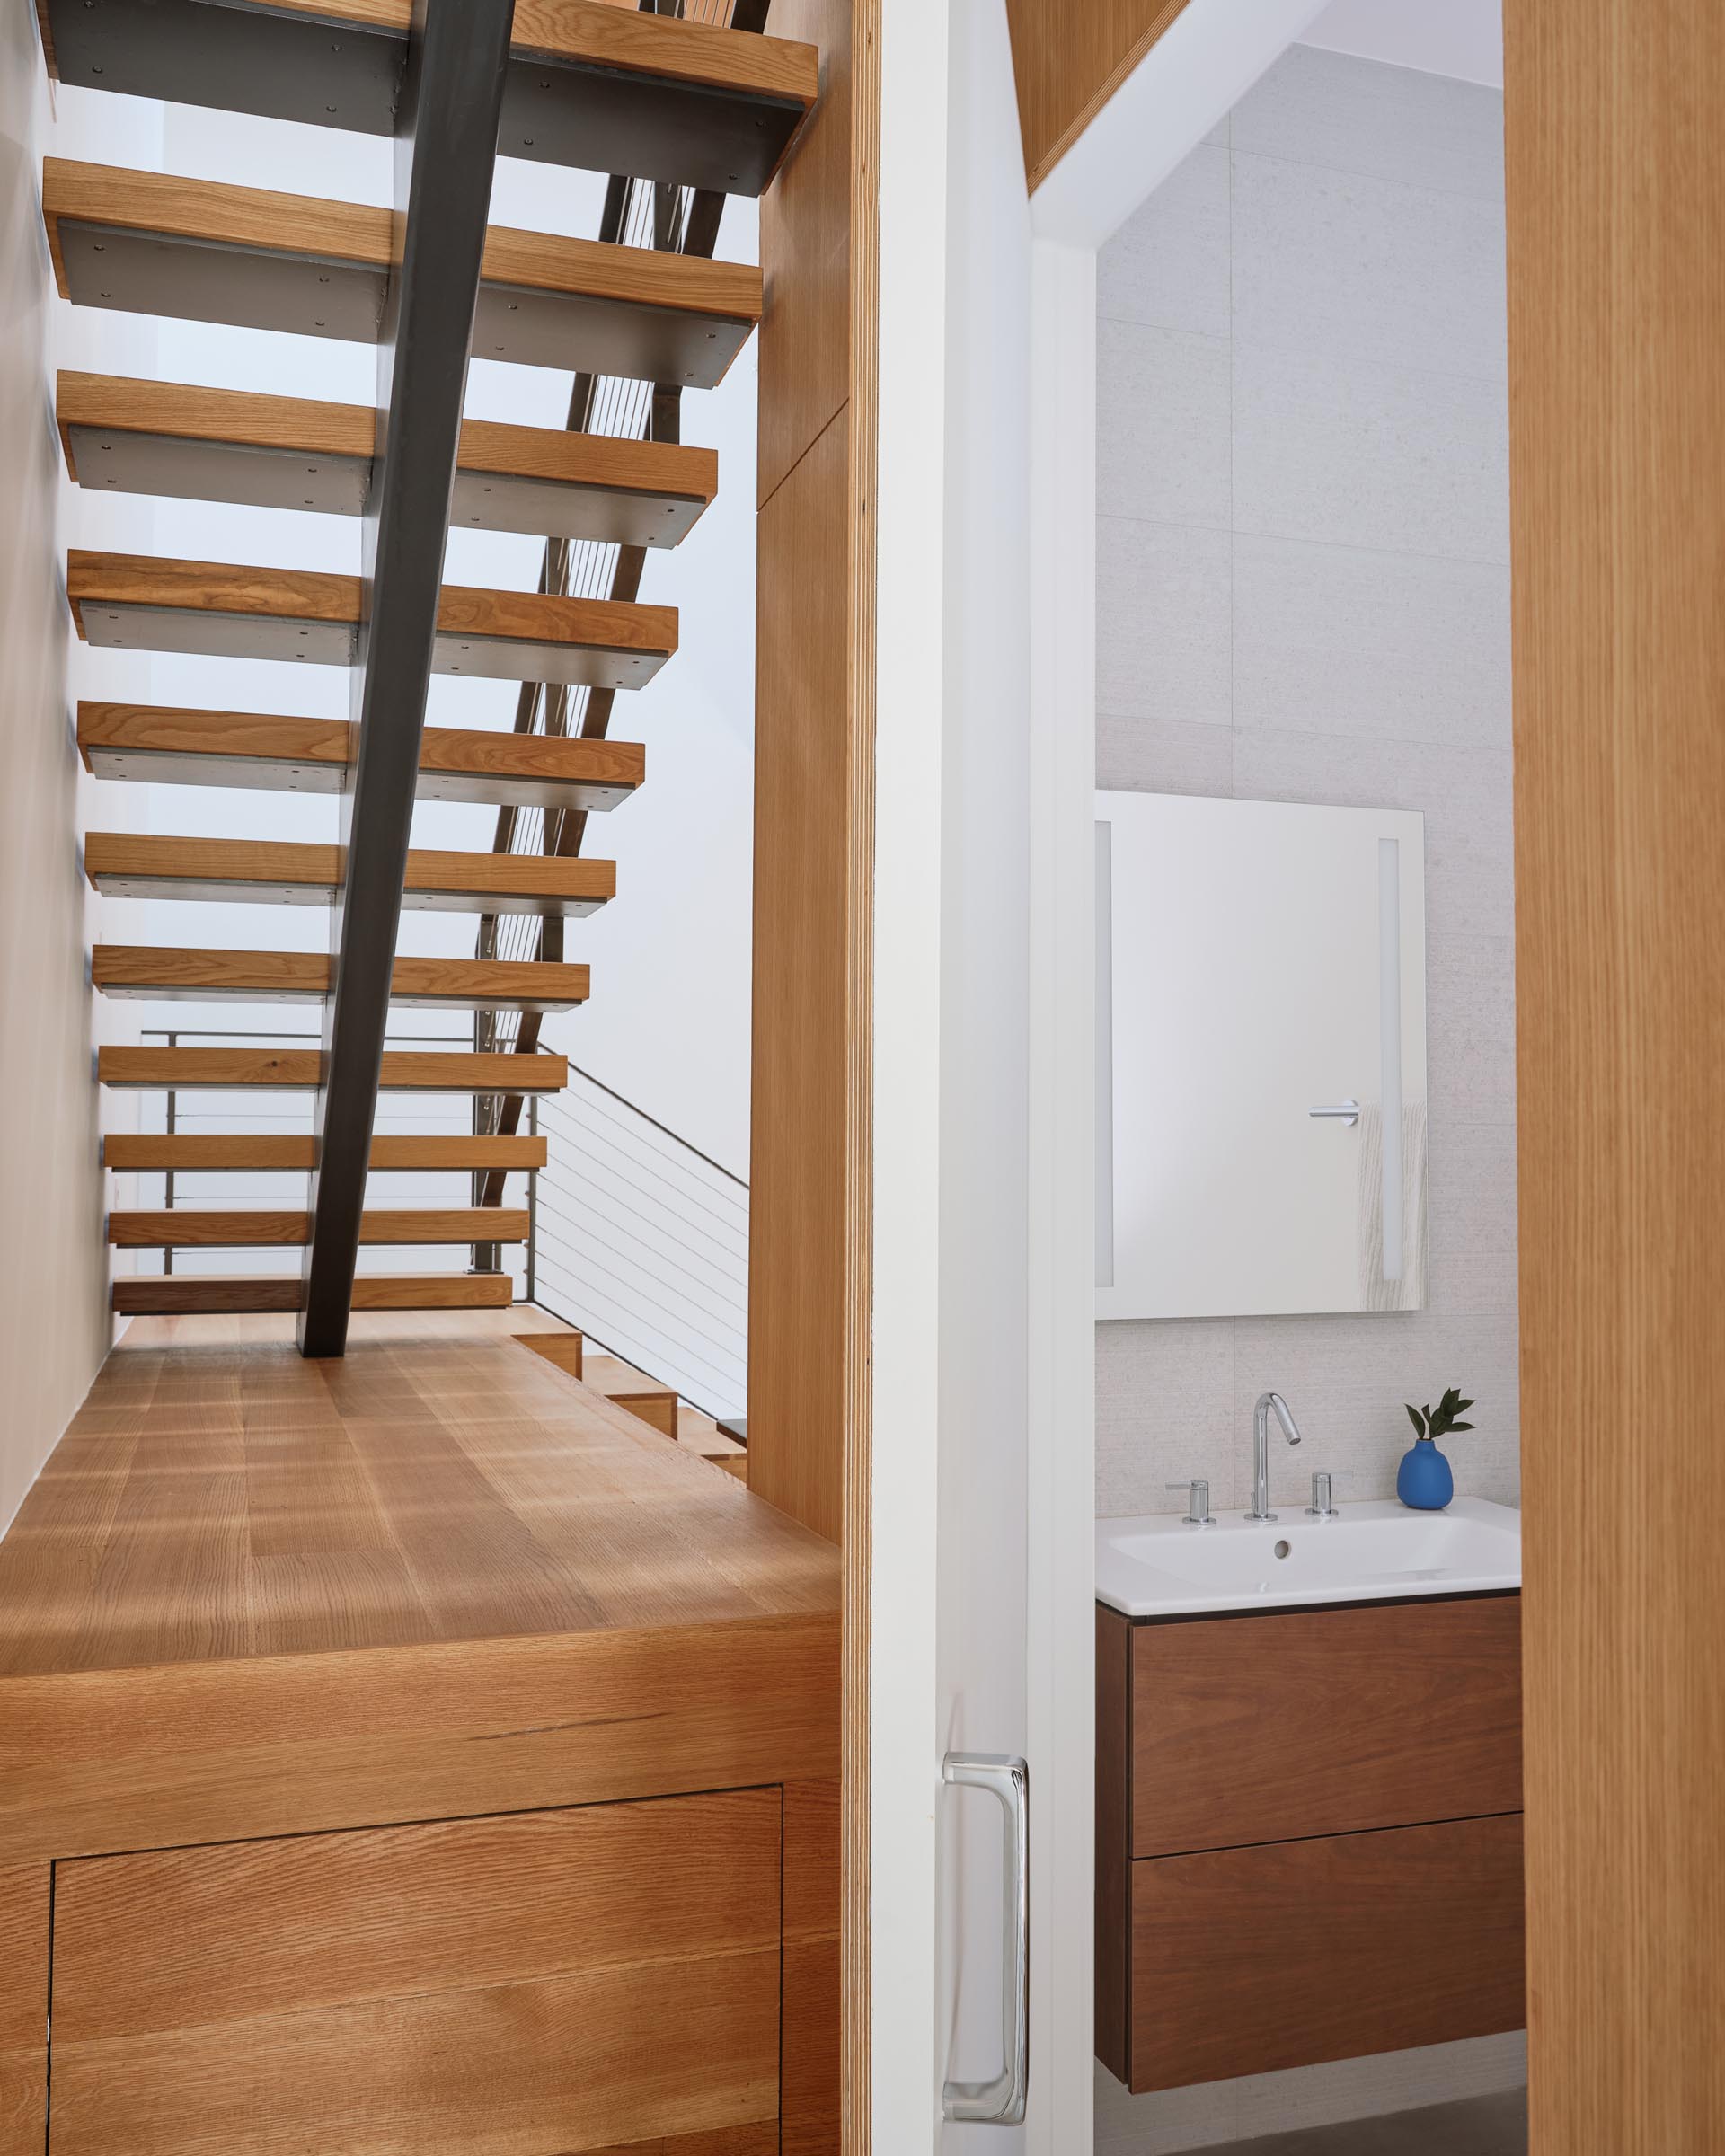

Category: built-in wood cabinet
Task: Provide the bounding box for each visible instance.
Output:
[49,1792,783,2156]
[1098,1593,1526,2093]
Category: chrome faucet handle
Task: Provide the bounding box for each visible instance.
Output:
[1305,1471,1341,1519]
[1166,1479,1216,1527]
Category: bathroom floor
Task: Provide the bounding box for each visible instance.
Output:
[1195,2090,1527,2156]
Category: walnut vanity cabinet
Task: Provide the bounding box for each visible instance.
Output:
[1096,1593,1526,2092]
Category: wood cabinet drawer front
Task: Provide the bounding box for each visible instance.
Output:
[1131,1595,1522,1856]
[49,1789,781,2156]
[1128,1812,1526,2093]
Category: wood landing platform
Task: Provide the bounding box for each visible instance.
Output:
[0,1310,841,2153]
[0,1306,840,1862]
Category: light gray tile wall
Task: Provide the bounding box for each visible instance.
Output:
[1096,44,1518,1524]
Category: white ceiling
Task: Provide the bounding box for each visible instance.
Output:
[1299,0,1503,88]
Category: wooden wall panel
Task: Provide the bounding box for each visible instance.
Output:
[758,0,854,505]
[1003,0,1194,190]
[751,2,878,2144]
[1505,2,1725,2148]
[0,1868,48,2156]
[749,408,852,1548]
[49,1792,781,2156]
[783,1780,841,2155]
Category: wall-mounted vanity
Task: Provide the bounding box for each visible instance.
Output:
[1094,1507,1525,2093]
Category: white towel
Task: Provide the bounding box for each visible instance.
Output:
[1358,1099,1429,1311]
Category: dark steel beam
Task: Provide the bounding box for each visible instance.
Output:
[298,0,515,1358]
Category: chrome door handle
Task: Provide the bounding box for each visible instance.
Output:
[941,1752,1029,2125]
[1309,1099,1361,1126]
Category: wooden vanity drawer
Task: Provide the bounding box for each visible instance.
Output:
[1131,1595,1522,1855]
[1128,1812,1526,2092]
[47,1788,782,2156]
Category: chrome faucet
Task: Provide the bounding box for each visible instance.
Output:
[1248,1392,1303,1523]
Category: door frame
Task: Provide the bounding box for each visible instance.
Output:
[1019,4,1345,2148]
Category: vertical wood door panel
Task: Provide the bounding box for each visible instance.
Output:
[748,409,854,1547]
[1129,1813,1526,2092]
[1505,0,1725,2146]
[49,1790,781,2156]
[1131,1597,1523,1855]
[0,1869,48,2156]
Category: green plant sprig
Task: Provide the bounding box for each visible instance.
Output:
[1405,1385,1476,1443]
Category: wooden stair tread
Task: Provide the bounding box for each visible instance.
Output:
[37,2,816,199]
[513,1333,741,1473]
[92,947,590,1012]
[77,702,644,812]
[581,1352,677,1405]
[67,551,676,689]
[111,1274,516,1316]
[104,1135,546,1172]
[109,1208,528,1247]
[43,160,761,385]
[98,1047,570,1091]
[58,373,716,547]
[83,833,615,918]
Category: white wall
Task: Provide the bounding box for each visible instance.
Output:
[0,0,166,1531]
[1091,39,1525,2153]
[1094,44,1520,1524]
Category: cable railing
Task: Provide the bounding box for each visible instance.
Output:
[529,1063,748,1420]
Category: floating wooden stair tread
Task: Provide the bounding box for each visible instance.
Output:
[78,702,644,812]
[111,1274,516,1316]
[98,1047,570,1091]
[58,374,717,547]
[92,947,590,1012]
[43,161,762,385]
[103,1134,546,1173]
[68,552,676,689]
[109,1208,528,1247]
[84,835,615,917]
[37,1,817,198]
[582,1351,680,1439]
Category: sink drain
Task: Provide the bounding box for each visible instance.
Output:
[1273,1539,1292,1560]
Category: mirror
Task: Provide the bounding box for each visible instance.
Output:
[1097,791,1428,1321]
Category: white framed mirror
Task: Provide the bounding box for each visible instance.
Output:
[1097,791,1429,1321]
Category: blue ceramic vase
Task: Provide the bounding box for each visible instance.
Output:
[1396,1436,1454,1511]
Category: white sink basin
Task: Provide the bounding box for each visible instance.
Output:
[1096,1496,1520,1616]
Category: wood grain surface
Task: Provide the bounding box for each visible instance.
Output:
[97,1047,571,1091]
[111,1276,518,1317]
[251,0,818,104]
[80,702,646,795]
[59,370,716,504]
[0,1315,841,1860]
[102,1133,547,1173]
[84,832,616,906]
[782,1779,841,2156]
[1130,1597,1523,1856]
[0,1869,47,2156]
[1505,2,1725,2147]
[92,946,591,1006]
[43,160,763,323]
[1003,0,1195,190]
[1128,1813,1526,2091]
[107,1209,530,1247]
[1094,1604,1131,2081]
[67,550,678,658]
[49,1790,781,2156]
